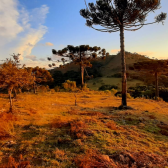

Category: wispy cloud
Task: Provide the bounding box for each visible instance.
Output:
[45,42,54,46]
[25,55,37,61]
[0,0,49,60]
[39,58,46,61]
[24,60,49,69]
[26,42,54,47]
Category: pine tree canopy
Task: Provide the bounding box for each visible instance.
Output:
[80,0,167,32]
[132,60,168,74]
[48,45,109,68]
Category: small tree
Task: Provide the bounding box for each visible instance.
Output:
[26,67,53,94]
[0,58,33,112]
[80,0,167,107]
[48,45,109,87]
[131,60,168,100]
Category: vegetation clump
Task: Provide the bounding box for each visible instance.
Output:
[62,80,77,91]
[99,84,118,91]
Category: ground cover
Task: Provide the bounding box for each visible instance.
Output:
[0,91,168,167]
[86,77,144,91]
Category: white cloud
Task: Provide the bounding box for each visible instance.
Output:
[13,25,47,60]
[25,55,37,61]
[0,0,49,61]
[0,0,23,46]
[46,42,54,46]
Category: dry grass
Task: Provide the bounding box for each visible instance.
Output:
[0,91,168,167]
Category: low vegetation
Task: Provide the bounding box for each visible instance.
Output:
[0,91,168,167]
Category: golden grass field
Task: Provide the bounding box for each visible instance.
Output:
[0,91,168,167]
[86,77,144,91]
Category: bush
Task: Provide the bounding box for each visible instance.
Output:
[99,85,118,91]
[111,88,118,95]
[116,93,133,99]
[111,73,122,78]
[62,80,77,91]
[54,86,60,92]
[83,84,90,91]
[50,89,55,93]
[37,85,49,93]
[104,90,111,94]
[127,93,132,99]
[156,97,163,101]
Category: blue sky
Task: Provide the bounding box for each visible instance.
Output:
[0,0,167,68]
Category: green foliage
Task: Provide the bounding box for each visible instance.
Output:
[99,84,118,91]
[132,60,168,73]
[49,45,109,88]
[80,0,166,32]
[51,70,81,87]
[110,73,122,78]
[128,85,155,99]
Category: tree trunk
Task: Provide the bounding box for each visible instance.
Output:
[33,82,36,94]
[8,89,13,113]
[80,49,84,88]
[155,72,159,100]
[81,66,84,87]
[13,88,17,99]
[120,24,127,107]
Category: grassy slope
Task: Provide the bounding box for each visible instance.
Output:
[51,53,150,90]
[0,92,168,167]
[86,77,144,91]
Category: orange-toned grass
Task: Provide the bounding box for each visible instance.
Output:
[0,91,168,166]
[105,121,117,130]
[74,149,116,168]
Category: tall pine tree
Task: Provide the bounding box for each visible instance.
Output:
[80,0,166,107]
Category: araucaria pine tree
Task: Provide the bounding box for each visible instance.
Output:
[48,45,109,87]
[80,0,167,107]
[131,60,168,100]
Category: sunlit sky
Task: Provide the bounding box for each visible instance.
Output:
[0,0,168,68]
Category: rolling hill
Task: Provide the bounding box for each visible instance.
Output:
[50,52,151,90]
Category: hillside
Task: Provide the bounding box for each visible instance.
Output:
[51,52,150,76]
[0,91,168,167]
[50,52,150,90]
